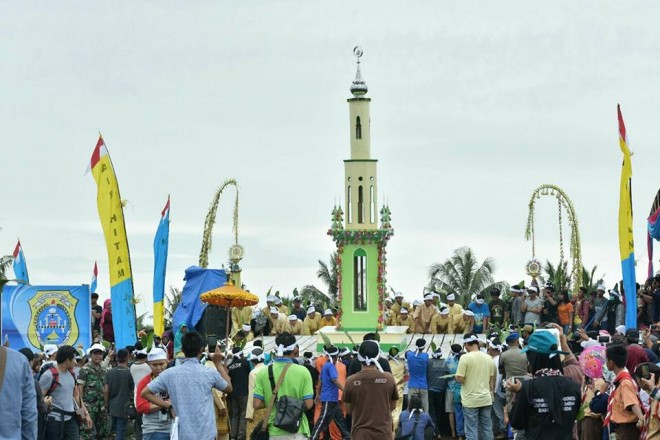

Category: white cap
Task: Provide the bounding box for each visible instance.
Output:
[616,325,626,335]
[413,299,421,306]
[400,308,409,314]
[270,306,279,314]
[432,293,440,299]
[267,296,277,303]
[307,306,316,315]
[324,309,333,316]
[43,344,58,357]
[526,286,539,294]
[242,324,251,332]
[463,310,475,317]
[596,284,606,292]
[288,315,298,321]
[609,289,621,298]
[423,294,433,301]
[440,309,449,316]
[447,294,455,301]
[394,292,404,299]
[274,297,282,305]
[147,348,168,362]
[86,343,105,355]
[134,348,148,356]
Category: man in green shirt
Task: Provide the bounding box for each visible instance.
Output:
[455,333,496,440]
[253,333,314,439]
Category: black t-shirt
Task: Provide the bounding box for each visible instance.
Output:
[92,304,103,330]
[541,300,558,323]
[303,364,319,398]
[104,366,134,418]
[489,299,506,326]
[510,375,581,440]
[227,357,250,397]
[347,357,392,377]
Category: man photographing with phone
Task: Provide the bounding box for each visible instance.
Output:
[141,331,232,440]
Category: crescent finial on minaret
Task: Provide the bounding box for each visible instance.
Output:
[350,46,368,97]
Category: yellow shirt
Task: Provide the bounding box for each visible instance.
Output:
[397,316,414,333]
[456,350,496,408]
[277,305,290,315]
[271,314,288,335]
[319,317,337,328]
[451,314,467,334]
[231,306,253,336]
[285,320,303,335]
[430,315,450,334]
[447,303,464,317]
[391,301,411,317]
[303,313,322,335]
[413,304,436,333]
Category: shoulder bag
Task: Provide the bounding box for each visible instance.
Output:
[250,363,292,440]
[269,363,305,433]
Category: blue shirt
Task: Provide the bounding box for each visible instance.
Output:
[148,358,228,440]
[0,347,37,440]
[468,302,490,333]
[320,361,339,402]
[399,410,434,440]
[405,351,429,389]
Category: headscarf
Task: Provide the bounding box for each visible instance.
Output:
[174,322,187,357]
[100,299,112,329]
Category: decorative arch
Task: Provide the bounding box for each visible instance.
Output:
[525,184,582,293]
[199,179,239,268]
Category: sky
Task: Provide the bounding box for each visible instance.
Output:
[2,2,660,321]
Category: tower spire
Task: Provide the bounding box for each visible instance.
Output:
[350,46,368,97]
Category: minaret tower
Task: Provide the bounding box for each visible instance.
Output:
[328,47,393,331]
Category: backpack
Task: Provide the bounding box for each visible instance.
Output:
[45,367,76,397]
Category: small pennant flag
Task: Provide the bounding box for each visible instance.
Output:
[12,239,30,284]
[91,261,98,294]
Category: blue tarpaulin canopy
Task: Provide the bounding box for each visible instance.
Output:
[172,266,226,332]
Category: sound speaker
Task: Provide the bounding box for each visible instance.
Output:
[201,305,231,340]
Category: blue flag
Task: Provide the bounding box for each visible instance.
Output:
[12,240,29,284]
[91,261,98,294]
[153,196,170,336]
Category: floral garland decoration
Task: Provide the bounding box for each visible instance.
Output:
[327,205,393,330]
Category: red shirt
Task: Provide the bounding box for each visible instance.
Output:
[626,344,649,372]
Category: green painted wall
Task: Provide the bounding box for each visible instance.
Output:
[340,243,380,330]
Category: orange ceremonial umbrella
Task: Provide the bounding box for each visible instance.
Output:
[200,282,259,344]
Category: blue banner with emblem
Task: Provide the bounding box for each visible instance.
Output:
[0,284,92,351]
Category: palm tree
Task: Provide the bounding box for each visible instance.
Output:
[164,286,182,330]
[317,253,339,302]
[0,255,12,294]
[428,246,507,306]
[542,260,570,291]
[580,265,602,294]
[297,285,334,310]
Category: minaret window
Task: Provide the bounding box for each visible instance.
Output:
[358,186,364,224]
[356,116,362,140]
[353,248,367,311]
[347,186,352,224]
[370,186,375,223]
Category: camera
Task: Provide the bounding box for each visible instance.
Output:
[597,335,611,345]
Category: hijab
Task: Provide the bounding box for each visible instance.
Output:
[174,322,187,356]
[100,299,112,328]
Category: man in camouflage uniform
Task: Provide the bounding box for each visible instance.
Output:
[77,343,111,440]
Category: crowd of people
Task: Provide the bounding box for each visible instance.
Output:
[7,275,660,439]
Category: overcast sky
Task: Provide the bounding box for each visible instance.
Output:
[2,2,660,319]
